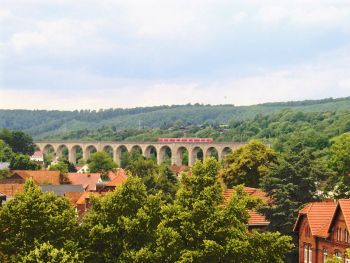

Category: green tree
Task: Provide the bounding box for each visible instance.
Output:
[0,168,11,179]
[126,157,158,190]
[322,134,350,198]
[49,161,70,184]
[20,242,81,263]
[87,151,117,178]
[325,257,342,263]
[154,165,179,201]
[328,133,350,175]
[153,158,293,262]
[0,140,14,162]
[221,140,277,188]
[80,176,164,262]
[9,154,40,170]
[0,180,78,260]
[0,129,35,155]
[259,144,331,262]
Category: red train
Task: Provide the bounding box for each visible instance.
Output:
[158,138,213,143]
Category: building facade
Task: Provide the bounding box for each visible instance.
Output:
[294,200,350,263]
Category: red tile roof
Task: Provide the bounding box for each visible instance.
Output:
[31,151,43,158]
[293,200,337,238]
[11,170,61,185]
[223,187,270,226]
[67,173,101,191]
[75,191,104,205]
[0,184,24,197]
[106,169,127,187]
[64,192,84,206]
[338,199,350,231]
[169,165,187,174]
[248,210,270,226]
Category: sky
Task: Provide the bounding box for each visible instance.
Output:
[1,0,350,110]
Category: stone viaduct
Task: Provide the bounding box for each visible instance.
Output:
[35,141,247,166]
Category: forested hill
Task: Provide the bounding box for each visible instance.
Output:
[1,96,350,139]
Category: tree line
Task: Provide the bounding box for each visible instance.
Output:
[1,96,350,139]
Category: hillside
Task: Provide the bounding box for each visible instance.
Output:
[0,97,350,139]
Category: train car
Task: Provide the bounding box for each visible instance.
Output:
[158,138,213,143]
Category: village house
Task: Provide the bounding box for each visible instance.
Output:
[223,187,270,230]
[294,200,350,263]
[40,184,85,196]
[0,170,61,201]
[99,169,127,192]
[30,151,44,165]
[65,169,127,216]
[0,170,61,186]
[67,172,102,191]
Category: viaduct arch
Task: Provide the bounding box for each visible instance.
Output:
[35,141,247,166]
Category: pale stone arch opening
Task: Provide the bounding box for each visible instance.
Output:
[103,145,114,159]
[70,145,83,164]
[43,144,55,156]
[42,144,55,166]
[191,146,203,165]
[205,147,219,161]
[144,145,157,160]
[85,145,97,160]
[176,146,189,166]
[57,144,69,160]
[116,145,128,167]
[130,145,142,155]
[221,147,233,160]
[158,145,172,165]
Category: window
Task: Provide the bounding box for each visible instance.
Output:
[344,229,347,242]
[304,244,312,263]
[323,249,328,263]
[335,251,342,260]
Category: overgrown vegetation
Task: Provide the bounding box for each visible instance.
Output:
[1,97,350,140]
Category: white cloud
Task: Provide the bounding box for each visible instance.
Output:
[1,0,350,110]
[10,19,106,55]
[1,46,350,110]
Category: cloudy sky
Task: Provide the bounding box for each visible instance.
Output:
[1,0,350,110]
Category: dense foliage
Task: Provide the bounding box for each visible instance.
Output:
[87,151,117,178]
[2,97,350,261]
[1,97,350,140]
[0,180,79,262]
[220,140,277,188]
[0,159,293,263]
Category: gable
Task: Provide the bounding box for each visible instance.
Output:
[9,173,25,180]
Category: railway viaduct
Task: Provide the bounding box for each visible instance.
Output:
[35,141,246,166]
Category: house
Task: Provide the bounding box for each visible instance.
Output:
[30,151,44,164]
[40,184,85,196]
[293,200,350,262]
[99,169,127,192]
[0,183,24,200]
[0,170,61,200]
[223,187,270,230]
[76,164,89,174]
[1,170,61,185]
[65,191,105,216]
[67,173,102,191]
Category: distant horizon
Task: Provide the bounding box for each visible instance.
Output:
[0,95,348,111]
